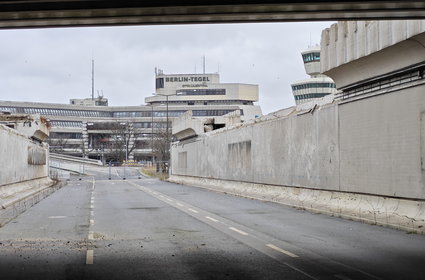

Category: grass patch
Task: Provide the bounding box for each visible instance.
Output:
[141,166,169,180]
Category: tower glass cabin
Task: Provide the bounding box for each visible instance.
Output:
[291,46,337,105]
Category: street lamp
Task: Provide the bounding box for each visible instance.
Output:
[155,93,177,173]
[150,104,155,165]
[117,131,128,180]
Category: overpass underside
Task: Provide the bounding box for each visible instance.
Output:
[0,1,425,29]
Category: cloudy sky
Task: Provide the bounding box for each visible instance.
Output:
[0,22,332,114]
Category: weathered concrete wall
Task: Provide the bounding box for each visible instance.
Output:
[321,21,425,88]
[339,86,425,198]
[171,85,425,200]
[0,124,48,186]
[321,20,425,75]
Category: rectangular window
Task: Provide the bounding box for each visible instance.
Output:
[156,78,164,89]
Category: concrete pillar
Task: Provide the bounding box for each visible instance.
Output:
[82,121,89,158]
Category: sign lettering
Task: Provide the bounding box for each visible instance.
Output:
[165,76,211,83]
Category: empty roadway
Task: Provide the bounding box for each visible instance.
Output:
[0,166,424,279]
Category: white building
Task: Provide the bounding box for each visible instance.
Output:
[0,71,262,162]
[145,70,262,120]
[291,46,337,105]
[70,97,108,107]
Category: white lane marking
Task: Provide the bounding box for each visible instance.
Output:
[166,198,173,202]
[90,210,94,216]
[48,216,67,219]
[88,231,94,240]
[205,216,219,222]
[176,203,184,207]
[266,244,299,258]
[90,219,94,226]
[229,227,249,236]
[188,208,199,213]
[86,250,94,265]
[334,275,352,280]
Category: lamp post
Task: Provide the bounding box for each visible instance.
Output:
[151,104,155,165]
[117,127,128,180]
[166,95,169,151]
[155,93,176,173]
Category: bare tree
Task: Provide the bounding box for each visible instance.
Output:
[47,136,68,154]
[152,127,172,173]
[107,120,143,163]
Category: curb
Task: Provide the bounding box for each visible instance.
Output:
[0,180,67,227]
[169,175,425,234]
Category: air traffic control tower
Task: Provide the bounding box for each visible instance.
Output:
[291,46,337,105]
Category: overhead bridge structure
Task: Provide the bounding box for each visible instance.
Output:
[0,1,425,29]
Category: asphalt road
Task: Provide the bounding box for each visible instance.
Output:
[1,166,425,280]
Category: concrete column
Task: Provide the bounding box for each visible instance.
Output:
[82,121,89,158]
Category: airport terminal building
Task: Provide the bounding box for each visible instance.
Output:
[0,72,262,163]
[147,70,259,109]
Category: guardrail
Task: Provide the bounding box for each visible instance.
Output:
[50,153,102,166]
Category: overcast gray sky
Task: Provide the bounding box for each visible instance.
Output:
[0,22,332,114]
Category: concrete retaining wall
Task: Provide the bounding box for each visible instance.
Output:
[171,85,425,200]
[0,124,48,186]
[0,178,65,227]
[0,123,58,227]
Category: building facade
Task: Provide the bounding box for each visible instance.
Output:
[70,96,108,107]
[0,72,262,163]
[291,46,337,105]
[146,70,260,112]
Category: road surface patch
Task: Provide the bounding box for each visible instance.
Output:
[266,243,299,258]
[229,227,249,236]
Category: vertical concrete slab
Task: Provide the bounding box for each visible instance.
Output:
[290,112,317,188]
[316,105,340,191]
[339,87,425,199]
[251,117,292,186]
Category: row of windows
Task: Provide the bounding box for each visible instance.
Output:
[291,82,336,91]
[50,121,83,128]
[163,100,252,105]
[0,106,243,119]
[0,106,187,119]
[111,111,187,118]
[0,106,17,113]
[176,89,226,96]
[49,132,82,139]
[302,52,320,63]
[133,122,168,128]
[294,93,330,101]
[113,111,149,118]
[192,109,241,117]
[23,107,112,117]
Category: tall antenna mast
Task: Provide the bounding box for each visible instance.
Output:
[91,59,95,100]
[309,32,312,48]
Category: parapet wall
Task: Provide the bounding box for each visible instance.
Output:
[0,124,49,186]
[321,20,425,74]
[321,21,425,89]
[171,84,425,200]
